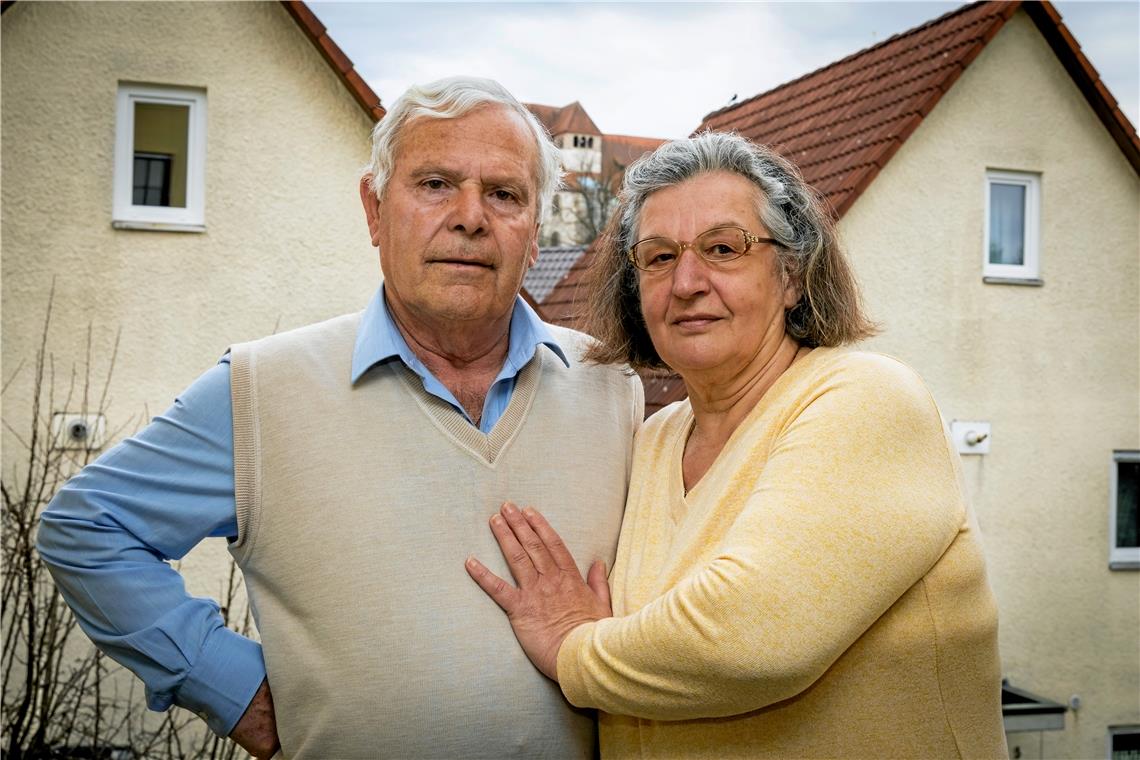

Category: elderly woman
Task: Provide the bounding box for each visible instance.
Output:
[466,132,1008,758]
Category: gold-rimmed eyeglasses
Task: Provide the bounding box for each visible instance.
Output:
[627,225,784,273]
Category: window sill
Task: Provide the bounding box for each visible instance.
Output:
[983,276,1043,286]
[1109,560,1139,570]
[112,220,206,233]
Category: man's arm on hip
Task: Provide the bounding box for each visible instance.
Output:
[36,359,268,737]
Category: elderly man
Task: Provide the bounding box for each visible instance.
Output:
[37,77,643,758]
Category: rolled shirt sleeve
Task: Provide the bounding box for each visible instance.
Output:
[36,359,266,736]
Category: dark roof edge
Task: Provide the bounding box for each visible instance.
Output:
[279,1,385,123]
[1024,2,1140,174]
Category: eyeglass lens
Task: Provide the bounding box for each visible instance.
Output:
[633,227,749,271]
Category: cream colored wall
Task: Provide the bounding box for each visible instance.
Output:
[840,11,1139,758]
[2,2,377,617]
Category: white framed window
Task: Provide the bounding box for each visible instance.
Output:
[113,83,206,231]
[1108,725,1140,759]
[983,170,1040,283]
[1110,450,1140,569]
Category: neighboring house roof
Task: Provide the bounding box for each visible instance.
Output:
[698,0,1139,217]
[539,243,594,330]
[543,0,1140,418]
[525,245,589,302]
[602,134,669,175]
[280,1,385,122]
[526,101,602,136]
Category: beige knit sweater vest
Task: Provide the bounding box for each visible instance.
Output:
[228,312,642,759]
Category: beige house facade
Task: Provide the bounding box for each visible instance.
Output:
[2,1,380,609]
[842,12,1139,758]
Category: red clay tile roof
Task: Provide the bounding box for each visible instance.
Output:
[540,242,596,330]
[698,0,1138,217]
[281,1,385,122]
[525,245,589,302]
[525,103,563,134]
[525,101,602,136]
[603,134,669,174]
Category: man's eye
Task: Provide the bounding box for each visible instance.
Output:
[422,179,447,190]
[491,189,518,203]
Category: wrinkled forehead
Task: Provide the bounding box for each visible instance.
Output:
[395,104,542,181]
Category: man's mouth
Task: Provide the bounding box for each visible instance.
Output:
[431,257,493,269]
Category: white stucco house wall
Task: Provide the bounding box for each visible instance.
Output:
[2,0,382,621]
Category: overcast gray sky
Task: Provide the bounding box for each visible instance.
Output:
[310,1,1139,140]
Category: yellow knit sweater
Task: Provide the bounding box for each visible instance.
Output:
[558,348,1008,759]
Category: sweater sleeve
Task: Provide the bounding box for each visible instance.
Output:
[557,355,966,720]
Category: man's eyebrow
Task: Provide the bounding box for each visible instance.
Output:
[406,165,460,181]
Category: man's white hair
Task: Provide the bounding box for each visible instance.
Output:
[364,76,563,221]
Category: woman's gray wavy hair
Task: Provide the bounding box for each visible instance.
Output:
[585,131,876,370]
[363,76,563,220]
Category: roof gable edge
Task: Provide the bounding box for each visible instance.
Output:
[279,1,385,123]
[1024,1,1140,175]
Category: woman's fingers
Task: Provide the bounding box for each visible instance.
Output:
[523,507,580,572]
[587,559,612,613]
[464,556,519,614]
[500,502,558,575]
[489,508,538,587]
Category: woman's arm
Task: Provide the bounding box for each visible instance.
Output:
[471,355,966,720]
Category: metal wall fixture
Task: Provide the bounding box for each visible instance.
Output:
[50,413,107,451]
[951,420,991,455]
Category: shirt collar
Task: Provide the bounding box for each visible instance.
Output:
[351,286,568,384]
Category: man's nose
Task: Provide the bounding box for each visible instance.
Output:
[449,186,488,236]
[670,247,711,299]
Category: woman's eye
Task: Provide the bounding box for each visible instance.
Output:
[705,244,737,258]
[648,251,676,266]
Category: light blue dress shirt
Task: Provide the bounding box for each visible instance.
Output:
[36,287,567,737]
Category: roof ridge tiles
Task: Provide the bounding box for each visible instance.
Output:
[707,34,993,133]
[715,90,937,149]
[701,1,1004,122]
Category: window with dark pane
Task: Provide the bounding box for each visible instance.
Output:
[132,153,172,206]
[1111,727,1140,760]
[1116,459,1139,550]
[132,102,189,208]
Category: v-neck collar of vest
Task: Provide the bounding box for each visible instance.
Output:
[390,347,546,467]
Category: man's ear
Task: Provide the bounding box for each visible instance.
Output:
[359,175,382,248]
[528,222,540,268]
